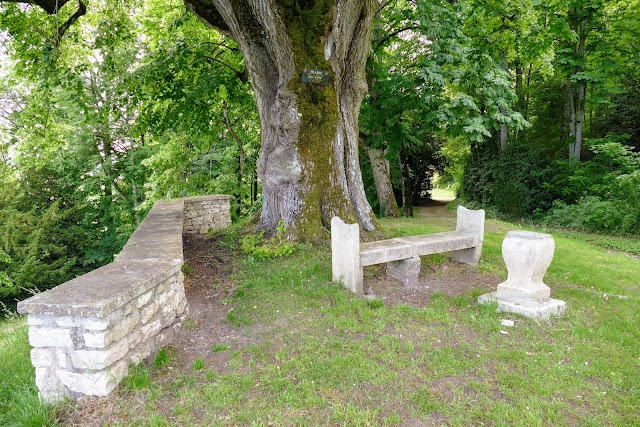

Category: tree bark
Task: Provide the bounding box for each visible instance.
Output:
[568,13,587,161]
[499,54,508,152]
[184,0,376,240]
[367,147,399,218]
[399,145,413,217]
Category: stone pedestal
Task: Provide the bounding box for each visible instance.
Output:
[387,256,421,287]
[478,231,566,320]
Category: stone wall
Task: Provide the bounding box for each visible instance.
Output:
[17,195,231,402]
[183,195,232,234]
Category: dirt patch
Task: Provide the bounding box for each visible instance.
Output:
[363,261,499,307]
[174,235,259,373]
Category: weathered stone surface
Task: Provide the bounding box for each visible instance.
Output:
[451,206,485,265]
[83,312,140,348]
[397,232,478,257]
[387,256,421,287]
[183,195,232,234]
[29,327,73,348]
[57,360,128,397]
[70,339,129,370]
[496,231,554,301]
[331,216,363,294]
[17,259,182,318]
[31,348,54,368]
[135,290,153,309]
[141,302,159,324]
[27,315,55,326]
[35,367,67,403]
[360,239,413,266]
[478,231,566,320]
[332,206,485,294]
[478,293,567,320]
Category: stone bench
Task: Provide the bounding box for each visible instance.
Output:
[17,194,231,403]
[331,206,485,294]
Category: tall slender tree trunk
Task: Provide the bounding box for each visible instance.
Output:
[185,0,376,240]
[568,16,587,161]
[367,147,399,218]
[399,145,413,217]
[499,54,509,152]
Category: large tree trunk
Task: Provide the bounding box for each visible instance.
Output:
[367,147,399,218]
[185,0,376,240]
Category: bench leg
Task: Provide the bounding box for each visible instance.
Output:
[387,256,421,287]
[452,245,482,265]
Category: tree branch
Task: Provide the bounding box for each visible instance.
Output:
[53,0,86,48]
[0,0,71,14]
[183,0,233,39]
[373,24,421,53]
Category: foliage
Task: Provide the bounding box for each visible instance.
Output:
[240,221,299,260]
[463,144,555,217]
[543,135,640,234]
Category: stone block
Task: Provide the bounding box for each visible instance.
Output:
[141,302,159,324]
[57,360,128,397]
[29,327,73,348]
[360,239,414,266]
[478,293,566,320]
[79,317,111,331]
[35,367,67,403]
[70,338,129,370]
[31,348,54,367]
[83,312,140,348]
[55,316,81,328]
[135,290,153,309]
[127,329,142,350]
[28,315,54,327]
[387,256,421,287]
[141,319,162,338]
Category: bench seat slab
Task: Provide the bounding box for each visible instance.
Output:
[396,232,479,256]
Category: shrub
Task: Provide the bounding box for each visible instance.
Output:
[462,144,554,217]
[240,221,299,260]
[542,136,640,235]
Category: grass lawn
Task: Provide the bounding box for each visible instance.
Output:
[1,209,639,426]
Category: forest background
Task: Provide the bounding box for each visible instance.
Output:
[1,0,639,307]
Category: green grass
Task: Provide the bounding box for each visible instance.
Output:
[0,317,59,426]
[2,212,639,426]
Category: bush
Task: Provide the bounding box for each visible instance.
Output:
[462,144,554,217]
[543,136,640,235]
[240,221,299,260]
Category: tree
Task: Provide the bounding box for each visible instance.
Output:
[2,0,378,240]
[183,1,376,239]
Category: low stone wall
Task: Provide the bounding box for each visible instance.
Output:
[183,195,232,234]
[17,195,231,402]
